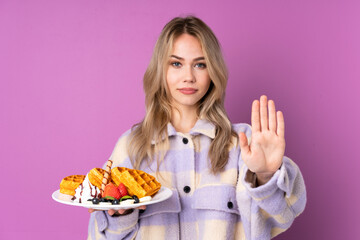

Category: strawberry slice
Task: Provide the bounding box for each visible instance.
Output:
[103,182,121,199]
[118,183,128,198]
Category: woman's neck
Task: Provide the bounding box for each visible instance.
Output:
[170,105,199,134]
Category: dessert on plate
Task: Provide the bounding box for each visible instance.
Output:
[72,173,102,203]
[58,161,161,206]
[111,167,161,198]
[60,175,85,196]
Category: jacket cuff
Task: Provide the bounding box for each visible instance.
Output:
[94,209,139,232]
[242,157,294,201]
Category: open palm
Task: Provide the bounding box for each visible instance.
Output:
[239,95,285,180]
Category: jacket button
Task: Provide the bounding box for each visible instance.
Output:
[183,186,191,193]
[227,201,233,209]
[182,138,189,144]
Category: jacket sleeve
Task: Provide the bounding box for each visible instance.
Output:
[234,123,307,240]
[87,210,140,240]
[87,129,141,239]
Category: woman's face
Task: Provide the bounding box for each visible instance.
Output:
[166,34,211,111]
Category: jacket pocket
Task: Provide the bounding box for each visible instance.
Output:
[192,185,239,215]
[139,188,181,219]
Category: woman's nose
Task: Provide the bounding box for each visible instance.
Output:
[183,66,195,83]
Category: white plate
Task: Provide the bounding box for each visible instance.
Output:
[52,186,173,210]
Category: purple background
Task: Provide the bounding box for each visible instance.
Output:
[1,0,359,239]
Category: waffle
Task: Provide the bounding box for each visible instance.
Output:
[111,167,161,198]
[88,167,115,189]
[60,175,85,196]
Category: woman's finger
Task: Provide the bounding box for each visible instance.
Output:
[107,208,128,216]
[276,111,285,138]
[239,132,251,156]
[92,206,147,216]
[117,209,127,215]
[108,209,117,215]
[268,100,277,131]
[251,100,260,132]
[260,95,268,131]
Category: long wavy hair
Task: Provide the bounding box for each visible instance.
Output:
[127,15,239,174]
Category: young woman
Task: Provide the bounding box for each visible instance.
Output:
[88,16,306,240]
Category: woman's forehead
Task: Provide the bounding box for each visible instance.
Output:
[171,34,204,60]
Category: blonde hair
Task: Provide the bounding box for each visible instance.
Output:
[127,15,238,174]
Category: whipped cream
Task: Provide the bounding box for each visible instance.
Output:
[139,196,152,202]
[72,174,101,203]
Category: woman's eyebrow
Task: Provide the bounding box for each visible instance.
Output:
[170,55,205,61]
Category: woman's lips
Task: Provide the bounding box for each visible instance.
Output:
[178,88,198,95]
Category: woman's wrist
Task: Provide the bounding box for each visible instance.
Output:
[255,172,275,186]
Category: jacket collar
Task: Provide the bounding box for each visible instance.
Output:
[151,118,216,145]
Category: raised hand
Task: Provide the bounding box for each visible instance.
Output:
[239,95,285,185]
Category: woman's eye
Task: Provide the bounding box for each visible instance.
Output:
[195,63,206,68]
[171,62,181,67]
